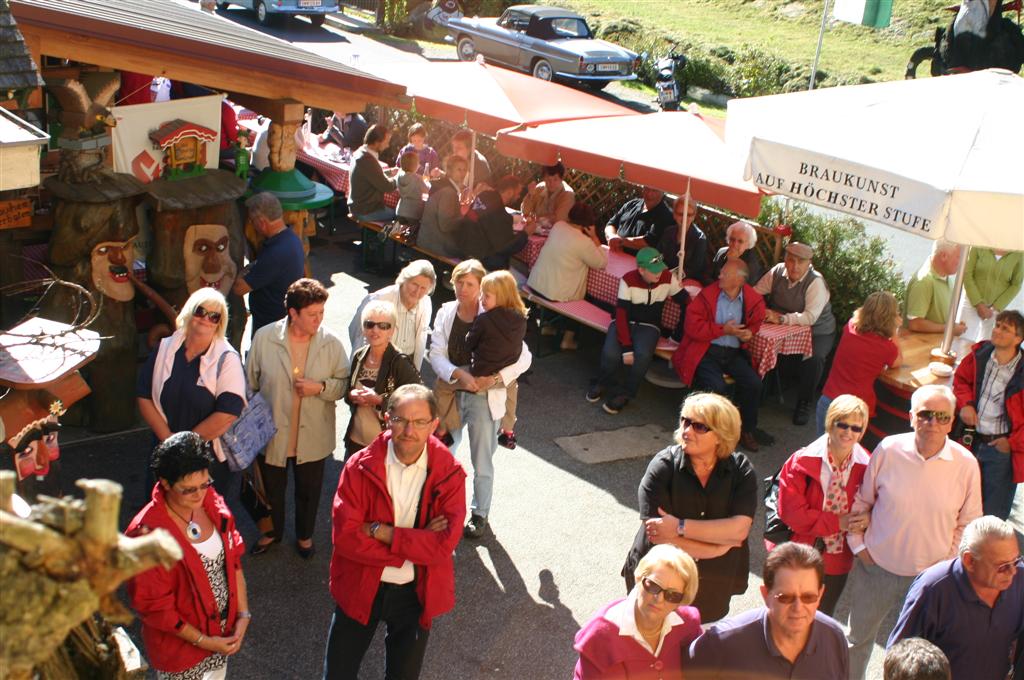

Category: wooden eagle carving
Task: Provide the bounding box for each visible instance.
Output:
[45,77,120,138]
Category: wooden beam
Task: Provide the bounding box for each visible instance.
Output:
[225,95,306,125]
[20,24,398,114]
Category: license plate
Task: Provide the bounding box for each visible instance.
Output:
[597,63,619,72]
[298,0,321,6]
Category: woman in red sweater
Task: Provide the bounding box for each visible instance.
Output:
[573,545,702,680]
[817,291,902,440]
[773,395,872,616]
[127,432,250,679]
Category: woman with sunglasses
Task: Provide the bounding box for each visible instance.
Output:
[344,299,422,459]
[574,544,701,680]
[247,278,349,557]
[137,288,245,495]
[622,392,757,624]
[774,394,872,616]
[348,259,436,371]
[127,432,250,680]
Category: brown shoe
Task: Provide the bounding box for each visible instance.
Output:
[739,431,760,452]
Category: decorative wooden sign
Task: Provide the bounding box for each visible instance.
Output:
[0,199,33,230]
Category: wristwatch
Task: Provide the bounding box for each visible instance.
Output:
[676,519,686,537]
[369,521,381,538]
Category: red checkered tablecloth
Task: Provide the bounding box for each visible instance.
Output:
[296,145,400,209]
[747,323,813,377]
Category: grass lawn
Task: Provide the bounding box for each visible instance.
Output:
[552,0,953,84]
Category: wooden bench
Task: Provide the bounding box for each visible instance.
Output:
[352,217,461,272]
[519,287,678,360]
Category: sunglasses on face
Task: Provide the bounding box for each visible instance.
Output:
[194,306,222,324]
[680,417,712,435]
[388,415,435,430]
[915,410,953,424]
[993,555,1023,575]
[833,421,864,433]
[641,577,685,604]
[363,320,394,331]
[176,480,214,496]
[773,591,820,606]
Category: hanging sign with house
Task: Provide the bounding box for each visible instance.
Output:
[148,119,217,180]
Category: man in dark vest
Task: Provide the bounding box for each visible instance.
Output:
[754,242,837,426]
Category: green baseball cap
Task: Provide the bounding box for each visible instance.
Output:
[636,247,667,274]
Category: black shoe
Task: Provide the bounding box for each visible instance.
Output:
[793,400,811,426]
[753,428,776,446]
[602,395,629,415]
[586,384,604,403]
[296,542,316,560]
[250,536,278,555]
[739,431,760,452]
[498,430,517,450]
[463,514,488,539]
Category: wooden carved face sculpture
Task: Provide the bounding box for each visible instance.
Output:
[184,224,237,296]
[90,239,136,302]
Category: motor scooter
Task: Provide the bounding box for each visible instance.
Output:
[410,0,465,39]
[654,53,688,111]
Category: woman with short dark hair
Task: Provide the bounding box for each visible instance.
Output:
[127,432,250,680]
[246,278,349,557]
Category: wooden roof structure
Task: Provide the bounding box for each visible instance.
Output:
[10,0,408,118]
[0,0,42,92]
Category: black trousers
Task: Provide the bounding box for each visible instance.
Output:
[257,455,326,542]
[798,333,835,402]
[819,572,849,618]
[322,583,430,680]
[692,344,762,433]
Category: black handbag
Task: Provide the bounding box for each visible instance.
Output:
[239,466,271,524]
[763,469,794,544]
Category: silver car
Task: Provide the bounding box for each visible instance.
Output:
[448,5,639,90]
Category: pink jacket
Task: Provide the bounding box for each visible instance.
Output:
[573,598,702,680]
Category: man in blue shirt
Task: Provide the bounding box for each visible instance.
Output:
[232,192,305,336]
[687,542,850,679]
[888,515,1024,680]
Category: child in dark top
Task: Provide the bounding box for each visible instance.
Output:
[396,151,429,225]
[398,123,441,176]
[466,270,528,449]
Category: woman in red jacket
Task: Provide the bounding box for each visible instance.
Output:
[127,432,250,679]
[573,544,702,680]
[773,394,872,616]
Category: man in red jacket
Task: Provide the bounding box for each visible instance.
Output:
[324,383,467,680]
[673,258,767,451]
[952,309,1024,519]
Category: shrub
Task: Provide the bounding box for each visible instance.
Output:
[759,201,906,326]
[728,48,793,98]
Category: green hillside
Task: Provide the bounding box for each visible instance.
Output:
[552,0,957,86]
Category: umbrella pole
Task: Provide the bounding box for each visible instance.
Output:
[810,0,831,90]
[468,129,477,192]
[940,246,970,355]
[678,179,691,281]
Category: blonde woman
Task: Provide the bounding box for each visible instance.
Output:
[817,291,902,437]
[137,287,244,494]
[574,545,701,680]
[623,392,757,623]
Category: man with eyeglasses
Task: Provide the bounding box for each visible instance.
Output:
[687,542,849,679]
[888,516,1024,680]
[323,384,467,680]
[953,310,1024,520]
[844,384,983,680]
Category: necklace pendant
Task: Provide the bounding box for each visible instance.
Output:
[186,521,202,540]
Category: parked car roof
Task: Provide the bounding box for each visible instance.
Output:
[506,5,584,20]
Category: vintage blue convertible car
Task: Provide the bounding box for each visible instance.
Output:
[447,5,639,90]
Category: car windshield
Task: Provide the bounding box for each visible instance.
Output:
[531,17,591,39]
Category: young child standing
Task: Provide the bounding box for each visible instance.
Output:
[467,270,527,449]
[396,151,429,225]
[399,123,441,176]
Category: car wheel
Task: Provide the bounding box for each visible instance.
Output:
[532,59,553,81]
[457,36,477,62]
[310,14,326,27]
[255,1,276,26]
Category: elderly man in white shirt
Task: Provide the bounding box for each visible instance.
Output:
[754,241,837,427]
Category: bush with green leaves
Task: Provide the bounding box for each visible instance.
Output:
[759,201,906,326]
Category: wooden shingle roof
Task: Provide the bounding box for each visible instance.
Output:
[0,0,43,92]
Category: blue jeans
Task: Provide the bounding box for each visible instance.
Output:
[354,206,397,223]
[815,395,832,436]
[976,440,1015,519]
[450,390,500,519]
[595,322,661,399]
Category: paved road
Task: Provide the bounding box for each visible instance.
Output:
[58,225,907,679]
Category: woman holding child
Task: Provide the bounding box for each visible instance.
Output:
[428,261,533,540]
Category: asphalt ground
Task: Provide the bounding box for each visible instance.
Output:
[47,224,959,680]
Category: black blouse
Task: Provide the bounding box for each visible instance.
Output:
[624,445,758,612]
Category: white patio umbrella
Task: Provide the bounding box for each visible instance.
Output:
[725,68,1024,353]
